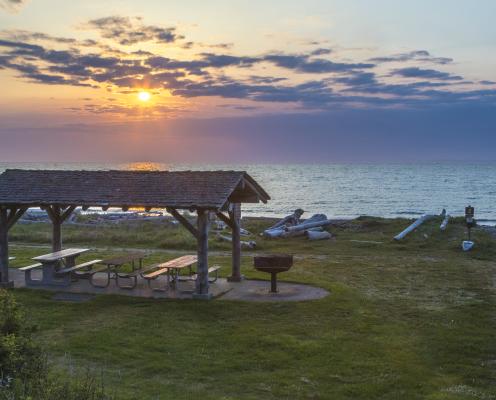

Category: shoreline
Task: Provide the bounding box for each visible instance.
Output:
[18,209,496,227]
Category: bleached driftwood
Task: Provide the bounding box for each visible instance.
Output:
[263,213,332,238]
[280,227,323,238]
[263,228,285,238]
[240,228,251,236]
[284,218,333,233]
[305,230,332,240]
[265,209,304,231]
[217,234,256,249]
[440,212,450,231]
[213,220,227,231]
[393,210,445,240]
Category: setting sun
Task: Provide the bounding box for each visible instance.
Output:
[138,91,151,102]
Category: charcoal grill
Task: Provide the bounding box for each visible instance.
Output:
[253,254,293,293]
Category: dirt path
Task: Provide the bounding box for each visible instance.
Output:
[9,242,329,260]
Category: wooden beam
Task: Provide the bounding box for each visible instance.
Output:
[45,205,75,252]
[166,207,199,239]
[215,211,235,230]
[228,194,260,203]
[242,177,267,203]
[6,207,27,230]
[60,206,76,223]
[45,205,58,223]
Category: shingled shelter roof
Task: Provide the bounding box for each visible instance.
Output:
[0,169,270,209]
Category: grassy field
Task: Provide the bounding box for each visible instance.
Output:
[6,216,496,399]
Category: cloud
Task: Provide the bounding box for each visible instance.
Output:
[263,53,374,73]
[369,50,453,65]
[310,48,332,56]
[0,29,76,44]
[0,19,494,112]
[83,16,184,45]
[0,0,28,13]
[391,67,463,81]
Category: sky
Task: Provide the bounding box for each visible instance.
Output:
[0,0,495,163]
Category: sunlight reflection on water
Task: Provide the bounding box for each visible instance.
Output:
[124,162,167,171]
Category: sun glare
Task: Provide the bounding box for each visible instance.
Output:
[138,91,151,102]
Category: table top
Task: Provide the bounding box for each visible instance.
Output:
[33,248,89,262]
[145,255,197,279]
[100,252,146,266]
[160,255,197,270]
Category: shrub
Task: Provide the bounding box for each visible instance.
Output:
[0,290,114,400]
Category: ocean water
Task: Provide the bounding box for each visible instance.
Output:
[1,162,495,224]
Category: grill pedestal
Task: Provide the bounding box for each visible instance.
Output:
[253,254,293,293]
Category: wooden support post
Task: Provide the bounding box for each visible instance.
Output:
[0,206,27,287]
[46,205,76,252]
[227,203,243,282]
[0,208,9,286]
[193,208,211,300]
[51,205,62,252]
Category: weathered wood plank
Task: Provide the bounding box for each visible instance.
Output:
[195,209,210,297]
[215,211,234,229]
[228,203,243,282]
[60,205,76,222]
[167,207,199,239]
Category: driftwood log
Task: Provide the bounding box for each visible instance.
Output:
[217,234,256,249]
[264,209,304,233]
[264,213,333,238]
[284,218,333,233]
[394,210,446,240]
[280,227,323,238]
[305,230,332,240]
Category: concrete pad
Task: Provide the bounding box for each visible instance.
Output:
[218,279,329,302]
[8,268,328,302]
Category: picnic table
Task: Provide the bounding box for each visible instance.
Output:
[143,255,206,291]
[89,252,146,288]
[23,248,90,287]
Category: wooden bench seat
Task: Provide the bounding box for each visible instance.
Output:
[19,263,43,285]
[19,263,42,271]
[115,264,161,289]
[142,266,170,280]
[191,266,221,283]
[56,259,102,275]
[142,255,197,291]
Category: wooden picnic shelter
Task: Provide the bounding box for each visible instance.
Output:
[0,169,270,298]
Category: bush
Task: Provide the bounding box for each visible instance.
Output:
[0,289,44,387]
[0,290,114,400]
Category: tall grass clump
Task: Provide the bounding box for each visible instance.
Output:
[0,290,114,400]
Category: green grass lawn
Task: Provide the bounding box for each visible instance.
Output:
[6,216,496,399]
